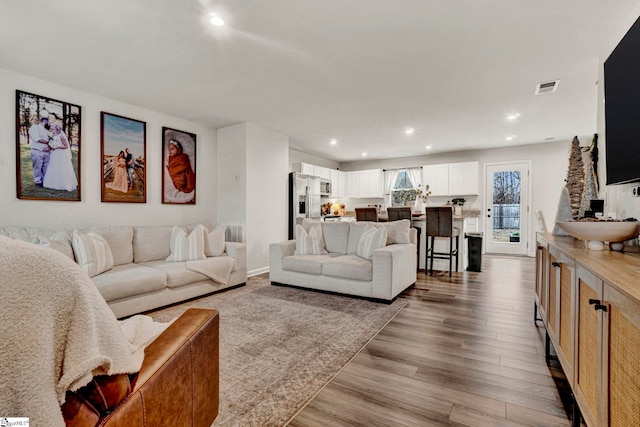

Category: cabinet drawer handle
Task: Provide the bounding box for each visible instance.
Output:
[551,262,560,268]
[595,304,608,312]
[589,299,600,305]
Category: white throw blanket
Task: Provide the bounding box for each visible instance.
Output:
[0,237,148,426]
[186,256,235,285]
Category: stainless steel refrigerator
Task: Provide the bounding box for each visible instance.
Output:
[289,172,322,239]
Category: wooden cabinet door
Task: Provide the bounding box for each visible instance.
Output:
[535,239,548,323]
[602,283,640,427]
[547,249,560,342]
[346,171,360,198]
[300,162,314,175]
[556,252,575,386]
[338,171,347,198]
[574,265,604,427]
[330,169,339,197]
[448,163,465,195]
[462,161,480,195]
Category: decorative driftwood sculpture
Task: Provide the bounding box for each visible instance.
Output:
[566,136,584,220]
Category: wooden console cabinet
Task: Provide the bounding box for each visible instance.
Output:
[535,233,640,427]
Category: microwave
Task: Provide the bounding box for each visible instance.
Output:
[319,179,331,196]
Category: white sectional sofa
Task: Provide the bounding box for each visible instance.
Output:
[0,223,247,318]
[270,219,417,301]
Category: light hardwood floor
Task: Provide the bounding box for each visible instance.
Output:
[289,255,574,427]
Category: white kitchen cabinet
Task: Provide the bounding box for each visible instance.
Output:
[346,171,360,198]
[359,169,383,198]
[423,164,449,196]
[330,169,340,197]
[423,161,479,196]
[313,165,331,180]
[296,162,315,175]
[338,171,347,198]
[449,161,479,195]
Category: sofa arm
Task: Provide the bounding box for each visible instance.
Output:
[94,308,219,427]
[269,240,296,282]
[371,243,417,300]
[225,242,247,269]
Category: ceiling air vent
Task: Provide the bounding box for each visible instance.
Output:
[535,80,559,95]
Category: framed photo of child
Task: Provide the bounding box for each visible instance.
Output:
[162,127,196,205]
[101,112,146,203]
[15,90,81,201]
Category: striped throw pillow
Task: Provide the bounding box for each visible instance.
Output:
[166,225,207,262]
[356,225,387,259]
[294,224,326,255]
[71,229,115,277]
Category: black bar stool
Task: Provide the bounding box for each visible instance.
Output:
[425,207,459,277]
[388,207,420,272]
[355,207,378,222]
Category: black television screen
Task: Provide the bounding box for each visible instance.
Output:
[604,15,640,185]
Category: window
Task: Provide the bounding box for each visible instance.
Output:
[391,170,416,206]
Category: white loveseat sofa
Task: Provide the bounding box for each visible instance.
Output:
[0,223,247,318]
[270,219,417,301]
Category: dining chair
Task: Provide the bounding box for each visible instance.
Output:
[355,207,378,222]
[425,206,460,277]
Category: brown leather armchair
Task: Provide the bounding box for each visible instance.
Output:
[62,308,219,427]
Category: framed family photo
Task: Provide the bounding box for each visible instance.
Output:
[101,112,146,203]
[15,90,81,201]
[162,127,196,204]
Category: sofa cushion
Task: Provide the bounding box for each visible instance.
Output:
[92,226,134,266]
[281,254,333,275]
[133,225,173,262]
[357,225,387,259]
[92,264,167,302]
[322,255,373,282]
[319,222,350,254]
[72,229,115,278]
[0,227,74,260]
[31,232,75,260]
[141,260,210,289]
[294,224,326,255]
[166,225,207,262]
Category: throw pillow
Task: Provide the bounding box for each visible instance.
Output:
[204,225,226,257]
[166,225,207,262]
[71,229,115,278]
[294,224,327,255]
[31,235,75,260]
[356,225,387,259]
[380,219,411,244]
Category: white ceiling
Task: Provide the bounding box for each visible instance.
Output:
[1,1,637,162]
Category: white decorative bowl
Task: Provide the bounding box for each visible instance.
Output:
[557,221,640,251]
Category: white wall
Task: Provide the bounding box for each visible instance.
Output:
[218,122,289,275]
[0,68,217,229]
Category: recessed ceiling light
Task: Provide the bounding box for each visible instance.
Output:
[330,139,337,145]
[425,145,432,150]
[361,152,368,157]
[507,113,521,120]
[506,135,517,141]
[405,127,415,135]
[209,15,225,26]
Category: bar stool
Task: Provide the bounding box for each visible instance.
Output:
[425,206,459,277]
[355,207,378,222]
[387,207,412,221]
[388,207,420,272]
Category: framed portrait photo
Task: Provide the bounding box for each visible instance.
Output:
[162,127,196,204]
[101,112,146,203]
[16,90,81,201]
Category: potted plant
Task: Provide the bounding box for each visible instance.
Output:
[451,197,465,216]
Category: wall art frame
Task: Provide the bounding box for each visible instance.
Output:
[162,126,196,204]
[15,90,81,201]
[100,112,146,203]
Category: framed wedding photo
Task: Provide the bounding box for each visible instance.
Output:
[162,127,196,204]
[101,112,146,203]
[15,90,81,201]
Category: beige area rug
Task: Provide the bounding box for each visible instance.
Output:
[148,276,407,426]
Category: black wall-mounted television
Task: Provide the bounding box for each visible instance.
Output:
[604,15,640,185]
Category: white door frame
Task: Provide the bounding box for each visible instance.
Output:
[483,160,532,256]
